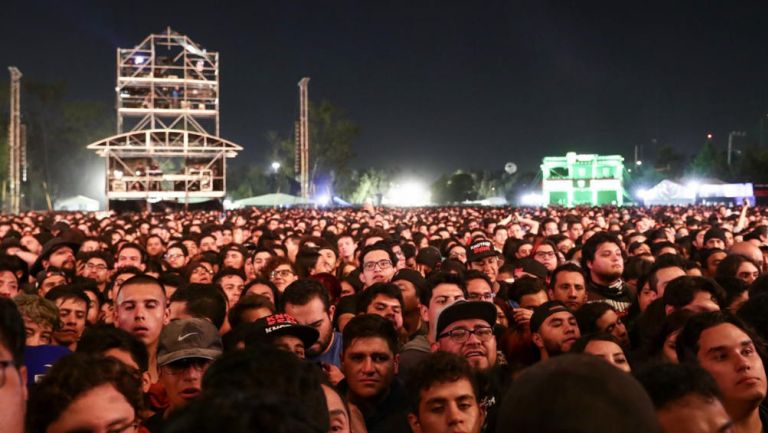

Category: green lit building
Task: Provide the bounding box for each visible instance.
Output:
[540,152,625,207]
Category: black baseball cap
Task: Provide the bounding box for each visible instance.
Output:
[435,300,497,338]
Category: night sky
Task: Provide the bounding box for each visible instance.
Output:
[3,1,768,179]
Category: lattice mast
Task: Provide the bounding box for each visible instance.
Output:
[7,67,23,214]
[297,77,310,199]
[88,28,242,206]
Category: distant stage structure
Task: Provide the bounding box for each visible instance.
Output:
[541,152,625,207]
[87,27,242,210]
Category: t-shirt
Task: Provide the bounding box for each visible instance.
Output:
[309,331,343,368]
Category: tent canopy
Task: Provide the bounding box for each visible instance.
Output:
[54,195,101,211]
[232,193,312,208]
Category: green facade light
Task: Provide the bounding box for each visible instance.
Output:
[540,152,625,207]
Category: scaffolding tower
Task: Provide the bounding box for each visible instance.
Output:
[7,67,23,214]
[87,28,242,207]
[297,77,310,199]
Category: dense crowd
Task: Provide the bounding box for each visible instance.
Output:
[1,203,768,433]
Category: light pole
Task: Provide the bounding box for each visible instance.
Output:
[271,162,281,193]
[728,131,746,166]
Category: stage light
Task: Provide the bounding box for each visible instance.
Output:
[113,170,123,179]
[135,56,145,64]
[520,192,544,206]
[315,194,331,206]
[384,180,431,206]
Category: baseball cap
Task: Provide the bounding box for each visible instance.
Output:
[247,313,319,348]
[435,300,497,338]
[512,258,549,280]
[157,318,223,366]
[467,240,497,263]
[416,246,442,269]
[530,301,573,334]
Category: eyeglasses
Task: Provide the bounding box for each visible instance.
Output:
[438,326,494,344]
[534,251,556,258]
[162,358,211,375]
[467,292,495,301]
[363,260,393,271]
[271,269,295,279]
[85,263,108,271]
[165,253,184,260]
[0,359,19,388]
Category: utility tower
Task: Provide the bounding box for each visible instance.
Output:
[7,67,23,214]
[87,28,243,210]
[297,77,310,199]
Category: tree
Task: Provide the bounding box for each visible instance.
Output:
[688,137,724,178]
[265,100,359,197]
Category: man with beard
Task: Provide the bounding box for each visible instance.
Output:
[281,278,344,382]
[530,301,581,361]
[581,233,633,315]
[32,238,78,275]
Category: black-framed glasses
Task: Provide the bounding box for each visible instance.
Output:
[467,292,495,301]
[270,269,295,279]
[363,260,393,271]
[0,359,19,388]
[438,326,494,344]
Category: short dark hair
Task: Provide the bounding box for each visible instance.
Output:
[342,314,399,355]
[228,294,276,329]
[358,243,397,268]
[420,272,467,306]
[580,232,623,271]
[647,254,687,293]
[117,274,166,302]
[279,278,331,312]
[213,267,247,285]
[716,276,749,310]
[463,269,492,289]
[663,276,724,310]
[510,276,547,304]
[676,311,763,364]
[117,242,148,264]
[170,284,227,329]
[44,285,90,313]
[548,263,584,291]
[78,250,115,269]
[27,354,144,433]
[0,297,24,365]
[574,302,613,335]
[198,348,329,432]
[356,283,405,314]
[77,325,149,372]
[406,351,478,413]
[634,362,722,410]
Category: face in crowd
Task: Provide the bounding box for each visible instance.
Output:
[114,281,169,349]
[342,336,398,401]
[435,318,497,371]
[284,296,335,358]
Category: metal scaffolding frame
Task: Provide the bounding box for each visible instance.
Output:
[87,27,241,206]
[297,77,310,199]
[7,67,23,214]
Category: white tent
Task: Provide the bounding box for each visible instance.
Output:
[54,195,101,211]
[641,179,754,206]
[232,193,312,208]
